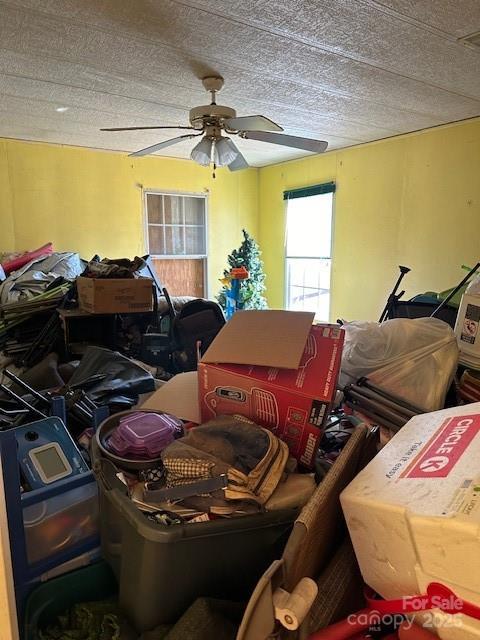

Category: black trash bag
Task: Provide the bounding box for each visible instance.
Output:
[68,346,155,405]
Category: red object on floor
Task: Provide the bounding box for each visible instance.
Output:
[1,242,53,274]
[398,621,438,639]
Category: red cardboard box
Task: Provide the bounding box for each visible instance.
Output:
[198,310,344,468]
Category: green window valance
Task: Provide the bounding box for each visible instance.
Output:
[283,182,336,200]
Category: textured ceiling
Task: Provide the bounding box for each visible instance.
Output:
[0,0,479,166]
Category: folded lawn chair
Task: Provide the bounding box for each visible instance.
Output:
[236,423,377,640]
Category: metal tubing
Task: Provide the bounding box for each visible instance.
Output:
[0,384,47,419]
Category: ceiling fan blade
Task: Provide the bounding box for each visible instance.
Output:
[225,115,283,132]
[227,144,249,171]
[129,134,201,157]
[242,131,328,153]
[101,125,195,132]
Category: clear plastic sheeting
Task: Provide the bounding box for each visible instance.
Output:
[340,317,459,412]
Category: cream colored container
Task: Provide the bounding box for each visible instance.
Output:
[341,404,480,639]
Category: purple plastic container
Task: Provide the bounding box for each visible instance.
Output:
[106,412,182,460]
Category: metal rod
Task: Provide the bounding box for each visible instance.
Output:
[71,403,93,423]
[346,389,406,427]
[359,378,424,413]
[345,401,401,433]
[0,384,47,419]
[2,370,49,406]
[81,395,98,411]
[430,262,480,318]
[349,384,417,418]
[0,407,29,416]
[379,265,411,322]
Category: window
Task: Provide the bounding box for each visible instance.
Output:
[145,192,207,257]
[144,192,207,298]
[284,183,335,321]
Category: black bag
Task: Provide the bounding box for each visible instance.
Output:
[171,299,225,372]
[68,346,155,405]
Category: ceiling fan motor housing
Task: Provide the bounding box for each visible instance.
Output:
[189,104,237,130]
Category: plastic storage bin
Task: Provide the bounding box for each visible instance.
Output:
[23,481,98,565]
[0,424,101,623]
[23,561,117,640]
[91,438,298,632]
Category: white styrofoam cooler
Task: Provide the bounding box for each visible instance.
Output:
[341,403,480,639]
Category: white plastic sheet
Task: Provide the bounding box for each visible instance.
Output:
[340,317,459,412]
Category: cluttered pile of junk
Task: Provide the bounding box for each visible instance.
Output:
[2,245,480,640]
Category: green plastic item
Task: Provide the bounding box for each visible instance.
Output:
[438,265,478,309]
[437,284,467,309]
[23,561,118,640]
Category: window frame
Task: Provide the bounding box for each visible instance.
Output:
[283,187,335,321]
[143,189,208,260]
[143,189,209,296]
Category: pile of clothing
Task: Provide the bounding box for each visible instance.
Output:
[81,257,148,280]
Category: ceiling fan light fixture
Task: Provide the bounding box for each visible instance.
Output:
[103,76,326,166]
[190,137,213,166]
[214,137,239,167]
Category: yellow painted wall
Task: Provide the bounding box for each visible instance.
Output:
[2,118,479,319]
[0,141,15,251]
[259,118,480,321]
[0,139,259,297]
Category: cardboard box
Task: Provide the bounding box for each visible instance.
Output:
[77,276,153,314]
[341,403,480,640]
[198,310,344,468]
[142,372,201,423]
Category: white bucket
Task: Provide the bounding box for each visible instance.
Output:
[455,293,480,365]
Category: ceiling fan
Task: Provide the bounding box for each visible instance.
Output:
[101,76,328,172]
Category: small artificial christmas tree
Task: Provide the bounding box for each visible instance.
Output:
[217,229,268,313]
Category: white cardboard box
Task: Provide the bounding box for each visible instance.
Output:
[341,403,480,639]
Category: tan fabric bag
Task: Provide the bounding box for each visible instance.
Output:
[161,415,289,514]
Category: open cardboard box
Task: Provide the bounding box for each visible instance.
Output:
[77,276,153,314]
[144,310,345,468]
